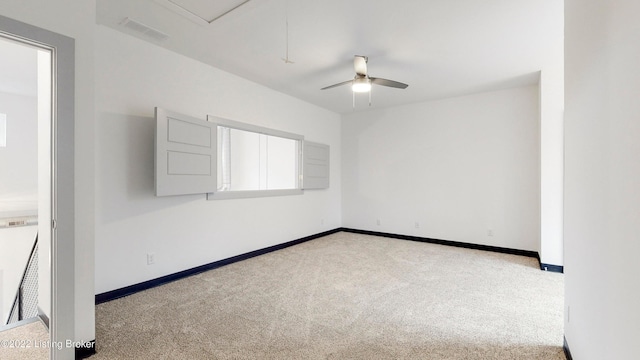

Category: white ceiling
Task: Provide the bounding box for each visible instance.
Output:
[96,0,563,114]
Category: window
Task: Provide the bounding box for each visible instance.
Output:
[208,115,303,199]
[155,108,329,198]
[0,113,6,147]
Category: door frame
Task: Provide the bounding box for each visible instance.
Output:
[0,14,75,360]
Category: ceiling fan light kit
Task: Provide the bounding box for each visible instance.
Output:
[352,77,372,93]
[322,55,408,107]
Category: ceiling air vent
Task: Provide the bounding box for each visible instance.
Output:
[120,18,169,42]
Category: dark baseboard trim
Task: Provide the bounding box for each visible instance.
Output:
[540,263,564,273]
[96,227,560,305]
[563,336,573,360]
[95,228,342,304]
[37,306,49,329]
[75,339,96,359]
[339,227,540,259]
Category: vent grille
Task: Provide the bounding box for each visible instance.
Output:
[120,18,169,42]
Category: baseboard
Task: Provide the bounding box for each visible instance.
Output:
[96,227,558,304]
[75,339,96,359]
[540,263,564,273]
[37,306,49,329]
[0,316,40,332]
[95,228,342,304]
[563,336,573,360]
[339,228,540,260]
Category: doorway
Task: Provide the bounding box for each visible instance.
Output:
[0,31,52,360]
[0,14,76,360]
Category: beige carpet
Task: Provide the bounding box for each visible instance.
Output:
[95,232,565,359]
[0,319,49,360]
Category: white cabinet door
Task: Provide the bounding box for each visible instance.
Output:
[155,108,216,196]
[302,141,330,189]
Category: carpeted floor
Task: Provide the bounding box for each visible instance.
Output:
[94,232,565,359]
[0,319,49,360]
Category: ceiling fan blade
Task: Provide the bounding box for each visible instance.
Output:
[320,79,353,90]
[354,55,368,77]
[370,77,409,89]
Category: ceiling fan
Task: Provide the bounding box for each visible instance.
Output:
[321,55,408,92]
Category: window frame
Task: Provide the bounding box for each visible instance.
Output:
[206,115,303,200]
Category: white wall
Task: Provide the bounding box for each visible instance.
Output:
[342,86,540,252]
[538,0,565,267]
[539,70,564,266]
[564,0,640,358]
[0,0,97,347]
[36,48,52,321]
[94,26,341,294]
[0,269,2,323]
[0,91,38,205]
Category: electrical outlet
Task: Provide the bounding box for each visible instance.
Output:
[376,219,381,226]
[147,253,155,265]
[415,222,420,229]
[321,218,325,225]
[487,229,494,237]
